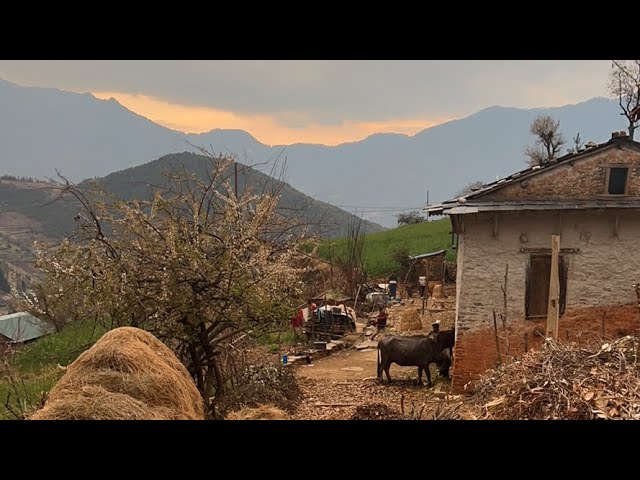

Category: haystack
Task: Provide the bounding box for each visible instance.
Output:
[30,327,205,420]
[432,284,446,299]
[397,309,423,332]
[226,404,290,420]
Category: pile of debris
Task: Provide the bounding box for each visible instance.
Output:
[469,336,640,420]
[350,403,408,420]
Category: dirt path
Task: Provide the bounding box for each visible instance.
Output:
[291,294,457,419]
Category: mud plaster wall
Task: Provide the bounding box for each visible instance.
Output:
[451,210,640,393]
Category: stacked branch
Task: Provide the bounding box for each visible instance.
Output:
[469,336,640,420]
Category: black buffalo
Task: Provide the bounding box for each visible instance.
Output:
[436,328,455,358]
[377,335,451,387]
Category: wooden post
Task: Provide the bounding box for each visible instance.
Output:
[524,332,528,353]
[493,309,502,364]
[546,235,560,339]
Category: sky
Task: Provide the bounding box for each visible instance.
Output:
[0,60,613,146]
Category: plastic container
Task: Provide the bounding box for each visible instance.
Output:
[282,354,288,365]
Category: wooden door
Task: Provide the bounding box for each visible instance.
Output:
[527,255,551,318]
[526,254,567,319]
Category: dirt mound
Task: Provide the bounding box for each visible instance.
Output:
[226,404,290,420]
[470,336,640,420]
[30,327,205,420]
[350,403,408,420]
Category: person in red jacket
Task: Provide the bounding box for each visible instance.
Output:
[371,306,388,340]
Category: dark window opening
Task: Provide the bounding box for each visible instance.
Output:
[608,167,628,195]
[450,232,459,250]
[525,254,567,319]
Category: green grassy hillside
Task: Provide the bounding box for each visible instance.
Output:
[317,218,455,278]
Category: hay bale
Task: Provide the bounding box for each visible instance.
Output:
[432,284,446,299]
[226,404,290,420]
[30,327,205,420]
[398,309,423,332]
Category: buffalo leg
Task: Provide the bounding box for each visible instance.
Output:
[417,367,423,386]
[424,365,432,387]
[384,365,392,383]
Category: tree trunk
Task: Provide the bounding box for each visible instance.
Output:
[629,124,635,141]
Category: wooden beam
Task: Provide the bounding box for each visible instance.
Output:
[546,235,561,340]
[520,247,579,254]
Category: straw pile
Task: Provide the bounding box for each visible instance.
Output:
[30,327,205,420]
[226,404,290,420]
[397,309,423,332]
[470,336,640,420]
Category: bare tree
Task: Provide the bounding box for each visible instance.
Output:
[337,213,367,299]
[567,133,584,154]
[524,115,565,166]
[608,60,640,140]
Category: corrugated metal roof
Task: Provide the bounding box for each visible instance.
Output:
[409,249,447,260]
[0,312,54,343]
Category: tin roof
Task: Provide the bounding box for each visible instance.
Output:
[409,249,447,260]
[0,312,54,343]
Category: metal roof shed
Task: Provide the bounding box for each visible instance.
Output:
[0,312,54,343]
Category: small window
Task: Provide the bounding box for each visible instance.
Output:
[608,167,628,195]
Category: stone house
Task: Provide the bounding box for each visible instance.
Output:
[427,132,640,393]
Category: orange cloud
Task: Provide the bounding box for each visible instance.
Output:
[91,91,451,146]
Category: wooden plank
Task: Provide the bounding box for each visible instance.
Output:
[520,247,579,254]
[614,215,620,238]
[493,214,499,238]
[546,235,560,339]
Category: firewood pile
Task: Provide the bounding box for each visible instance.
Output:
[468,336,640,420]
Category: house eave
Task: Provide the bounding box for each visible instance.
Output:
[438,201,640,215]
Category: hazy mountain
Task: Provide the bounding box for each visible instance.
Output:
[0,78,628,226]
[81,151,385,237]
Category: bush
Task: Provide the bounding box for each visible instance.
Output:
[396,211,425,226]
[213,363,302,419]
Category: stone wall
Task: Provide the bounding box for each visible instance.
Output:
[484,145,640,201]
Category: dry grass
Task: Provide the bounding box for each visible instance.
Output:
[30,327,205,420]
[226,404,290,420]
[350,403,407,420]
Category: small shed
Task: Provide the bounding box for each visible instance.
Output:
[0,312,54,343]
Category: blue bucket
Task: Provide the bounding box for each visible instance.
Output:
[282,354,288,365]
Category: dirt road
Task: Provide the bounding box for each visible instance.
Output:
[291,296,456,420]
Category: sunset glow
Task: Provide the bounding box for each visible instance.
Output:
[91,91,452,146]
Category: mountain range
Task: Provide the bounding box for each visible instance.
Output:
[0,77,629,227]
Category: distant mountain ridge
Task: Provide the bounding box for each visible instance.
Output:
[0,78,628,226]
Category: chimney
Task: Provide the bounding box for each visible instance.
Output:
[612,131,628,140]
